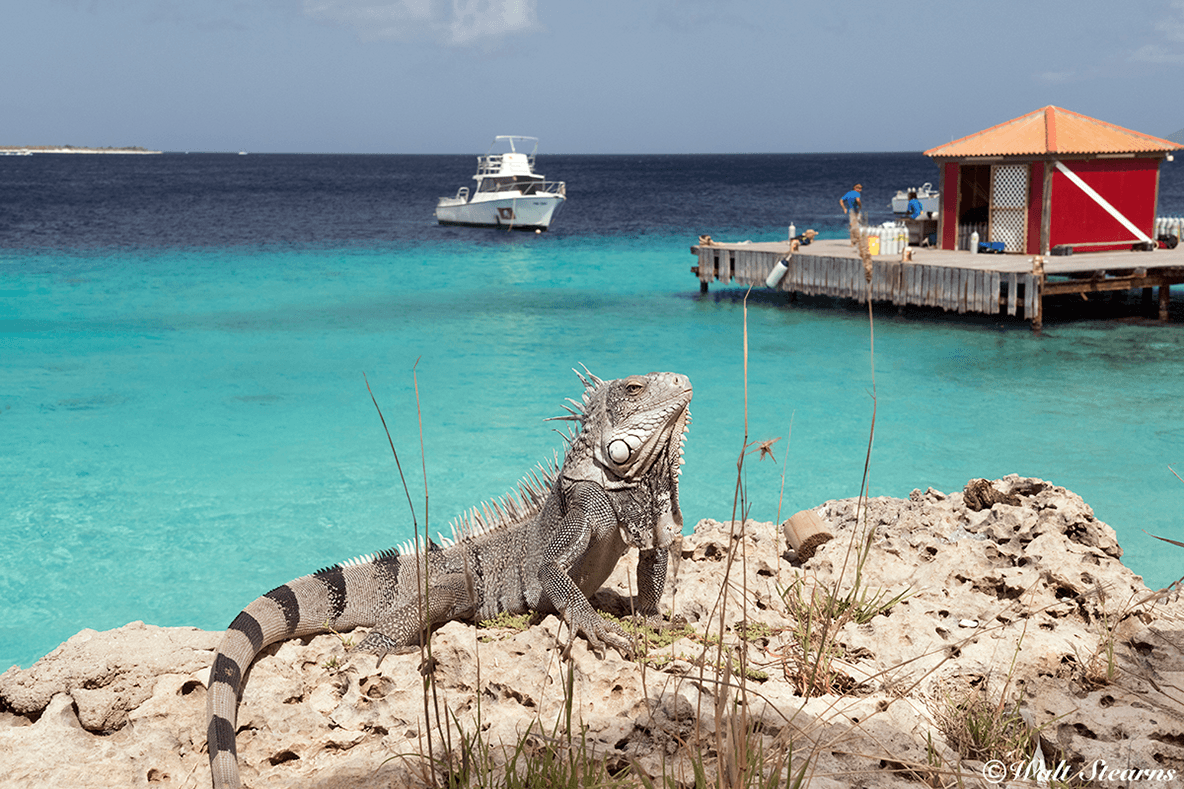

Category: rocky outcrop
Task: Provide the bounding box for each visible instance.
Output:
[3,476,1183,788]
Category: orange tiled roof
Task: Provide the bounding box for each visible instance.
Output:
[924,106,1183,158]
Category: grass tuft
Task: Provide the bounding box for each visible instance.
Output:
[931,678,1038,766]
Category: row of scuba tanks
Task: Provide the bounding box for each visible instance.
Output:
[768,221,911,288]
[784,222,910,256]
[860,222,909,256]
[1155,217,1183,248]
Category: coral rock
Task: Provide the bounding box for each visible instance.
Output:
[2,477,1182,788]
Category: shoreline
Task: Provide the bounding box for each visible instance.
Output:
[0,146,161,155]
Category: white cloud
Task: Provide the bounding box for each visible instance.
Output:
[1130,43,1184,64]
[1158,0,1184,39]
[302,0,539,46]
[1130,0,1184,62]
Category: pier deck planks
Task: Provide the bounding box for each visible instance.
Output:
[692,238,1184,326]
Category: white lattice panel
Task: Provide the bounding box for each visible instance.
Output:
[993,165,1027,207]
[992,209,1026,251]
[991,165,1028,252]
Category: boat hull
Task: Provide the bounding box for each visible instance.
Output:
[435,194,565,231]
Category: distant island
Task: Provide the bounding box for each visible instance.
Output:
[0,145,161,155]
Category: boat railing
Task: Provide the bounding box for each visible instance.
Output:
[476,153,538,176]
[528,180,565,197]
[477,180,566,196]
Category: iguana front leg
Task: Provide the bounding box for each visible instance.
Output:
[635,547,668,628]
[539,482,632,659]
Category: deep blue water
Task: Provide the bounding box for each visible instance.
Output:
[2,152,1183,670]
[1,151,950,248]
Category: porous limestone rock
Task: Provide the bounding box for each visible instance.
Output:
[2,476,1182,788]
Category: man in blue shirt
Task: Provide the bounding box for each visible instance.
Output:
[840,184,862,216]
[906,190,923,220]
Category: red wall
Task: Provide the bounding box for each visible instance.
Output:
[940,161,959,250]
[1048,158,1159,252]
[1026,162,1045,254]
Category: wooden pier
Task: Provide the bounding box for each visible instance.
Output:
[691,238,1184,328]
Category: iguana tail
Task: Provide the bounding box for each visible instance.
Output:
[205,553,400,789]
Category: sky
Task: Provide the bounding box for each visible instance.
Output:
[3,0,1184,154]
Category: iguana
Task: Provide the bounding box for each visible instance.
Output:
[205,370,692,789]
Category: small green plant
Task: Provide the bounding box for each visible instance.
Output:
[920,732,954,789]
[500,722,632,789]
[891,732,964,789]
[735,621,776,640]
[836,581,912,625]
[687,629,723,649]
[324,619,355,648]
[476,611,532,636]
[782,574,909,628]
[665,660,809,789]
[778,579,853,696]
[478,611,532,631]
[1074,578,1169,690]
[777,572,907,697]
[638,653,674,670]
[932,679,1038,766]
[1079,583,1120,688]
[606,612,694,656]
[731,658,769,682]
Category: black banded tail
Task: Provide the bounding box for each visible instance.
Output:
[206,554,400,788]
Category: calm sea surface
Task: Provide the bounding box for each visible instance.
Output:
[2,152,1183,670]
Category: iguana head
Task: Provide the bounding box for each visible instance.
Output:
[558,370,692,551]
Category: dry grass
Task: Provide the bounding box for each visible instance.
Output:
[930,677,1038,766]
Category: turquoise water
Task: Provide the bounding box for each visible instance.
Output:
[4,231,1182,670]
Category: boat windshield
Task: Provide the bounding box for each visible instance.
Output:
[477,175,546,194]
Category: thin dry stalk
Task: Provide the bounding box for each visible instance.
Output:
[364,371,420,535]
[367,365,462,786]
[684,286,824,788]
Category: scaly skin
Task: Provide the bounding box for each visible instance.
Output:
[206,370,692,788]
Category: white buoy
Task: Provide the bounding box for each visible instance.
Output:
[766,258,789,288]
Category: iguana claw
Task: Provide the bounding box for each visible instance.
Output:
[561,611,633,660]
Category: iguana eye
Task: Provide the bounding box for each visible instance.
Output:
[626,382,644,395]
[608,439,632,463]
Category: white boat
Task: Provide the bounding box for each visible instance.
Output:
[435,136,566,231]
[890,182,940,216]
